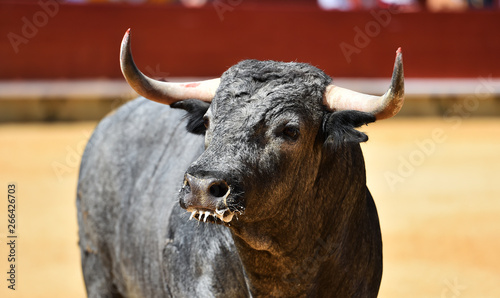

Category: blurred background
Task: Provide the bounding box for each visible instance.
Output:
[1,0,499,297]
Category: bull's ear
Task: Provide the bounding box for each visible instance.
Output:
[171,99,210,135]
[322,110,376,148]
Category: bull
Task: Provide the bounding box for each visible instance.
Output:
[77,29,404,297]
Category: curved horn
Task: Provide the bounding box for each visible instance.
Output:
[323,48,404,120]
[120,29,220,105]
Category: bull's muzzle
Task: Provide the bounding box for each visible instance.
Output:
[179,174,234,223]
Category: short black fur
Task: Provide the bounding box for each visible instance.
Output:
[78,59,384,298]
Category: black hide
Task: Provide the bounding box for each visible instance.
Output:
[77,60,382,298]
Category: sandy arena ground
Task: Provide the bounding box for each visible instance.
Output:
[0,117,499,297]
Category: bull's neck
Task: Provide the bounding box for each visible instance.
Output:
[229,144,377,297]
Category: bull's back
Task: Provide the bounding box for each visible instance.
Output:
[77,98,248,297]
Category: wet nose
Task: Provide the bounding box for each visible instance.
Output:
[183,173,230,201]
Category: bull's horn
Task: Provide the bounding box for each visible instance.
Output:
[323,48,404,120]
[120,29,220,105]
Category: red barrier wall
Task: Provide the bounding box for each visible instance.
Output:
[1,2,499,79]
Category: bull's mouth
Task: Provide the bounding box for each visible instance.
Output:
[186,207,235,225]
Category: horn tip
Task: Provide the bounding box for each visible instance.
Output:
[393,47,404,76]
[123,28,131,40]
[121,29,131,50]
[395,47,403,63]
[124,28,131,41]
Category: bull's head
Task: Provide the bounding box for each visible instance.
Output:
[120,29,404,226]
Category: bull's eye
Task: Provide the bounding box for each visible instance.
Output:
[282,125,300,141]
[203,116,210,129]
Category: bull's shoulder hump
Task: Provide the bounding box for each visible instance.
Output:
[79,97,204,184]
[90,97,185,145]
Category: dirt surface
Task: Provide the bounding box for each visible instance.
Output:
[0,117,499,297]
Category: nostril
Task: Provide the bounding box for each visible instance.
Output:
[183,178,191,193]
[209,181,229,198]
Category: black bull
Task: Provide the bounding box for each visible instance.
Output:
[77,32,404,298]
